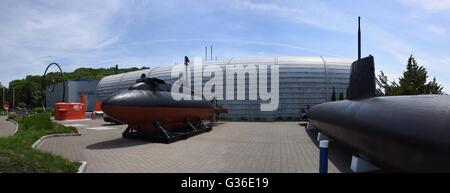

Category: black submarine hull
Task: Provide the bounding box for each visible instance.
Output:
[102,90,215,132]
[308,95,450,172]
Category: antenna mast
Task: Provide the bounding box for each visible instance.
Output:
[358,16,361,60]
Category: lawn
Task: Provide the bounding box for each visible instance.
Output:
[0,113,80,173]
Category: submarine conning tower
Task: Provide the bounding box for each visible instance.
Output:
[347,56,376,100]
[347,16,376,100]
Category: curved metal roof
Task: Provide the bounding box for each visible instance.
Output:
[97,56,352,118]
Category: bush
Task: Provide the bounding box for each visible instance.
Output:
[17,102,27,108]
[31,107,45,114]
[46,108,55,116]
[7,112,17,120]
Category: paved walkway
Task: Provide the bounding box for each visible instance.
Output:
[0,116,16,137]
[39,120,348,173]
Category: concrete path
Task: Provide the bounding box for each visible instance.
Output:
[39,120,348,173]
[0,116,16,137]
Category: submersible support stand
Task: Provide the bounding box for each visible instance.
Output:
[122,120,213,144]
[350,155,380,173]
[155,122,175,139]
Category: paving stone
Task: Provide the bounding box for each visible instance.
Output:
[39,120,344,173]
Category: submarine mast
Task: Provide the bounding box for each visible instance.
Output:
[358,16,361,60]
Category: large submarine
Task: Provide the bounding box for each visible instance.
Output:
[307,17,450,172]
[102,58,224,143]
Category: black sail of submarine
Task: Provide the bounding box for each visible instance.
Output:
[307,17,450,172]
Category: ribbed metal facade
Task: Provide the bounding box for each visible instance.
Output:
[97,56,351,120]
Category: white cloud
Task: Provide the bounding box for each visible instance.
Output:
[230,0,354,34]
[1,0,449,93]
[110,38,339,56]
[426,25,448,35]
[230,0,414,60]
[230,0,450,92]
[399,0,450,11]
[0,0,131,86]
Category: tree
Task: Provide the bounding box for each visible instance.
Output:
[376,55,443,96]
[376,70,400,96]
[425,77,443,94]
[17,102,27,108]
[398,56,428,95]
[339,92,345,100]
[331,87,337,101]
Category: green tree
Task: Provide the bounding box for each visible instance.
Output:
[376,55,443,96]
[0,83,4,104]
[376,70,399,96]
[338,92,344,100]
[398,56,428,95]
[425,77,443,94]
[17,102,27,108]
[331,87,337,101]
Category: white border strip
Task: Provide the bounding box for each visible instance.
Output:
[78,161,88,173]
[32,133,81,149]
[31,132,88,173]
[6,119,18,136]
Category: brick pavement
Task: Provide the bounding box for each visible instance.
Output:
[39,120,348,173]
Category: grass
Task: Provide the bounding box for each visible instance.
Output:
[0,113,80,173]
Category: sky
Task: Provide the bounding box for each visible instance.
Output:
[1,0,450,92]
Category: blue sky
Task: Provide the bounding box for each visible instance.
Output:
[1,0,450,92]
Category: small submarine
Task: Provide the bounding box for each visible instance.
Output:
[307,17,450,172]
[102,70,224,143]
